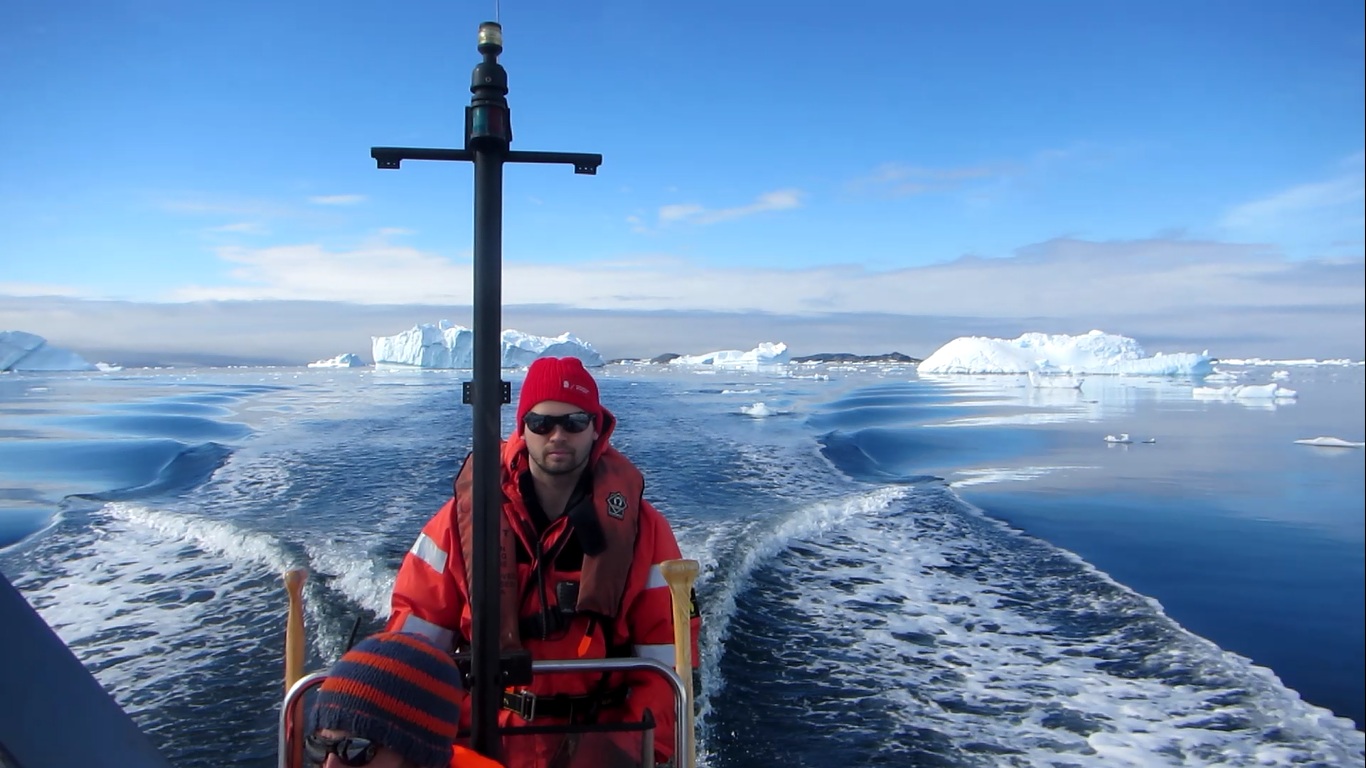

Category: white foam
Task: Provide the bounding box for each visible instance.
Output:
[104,502,298,573]
[951,465,1098,488]
[692,486,909,723]
[760,489,1366,765]
[302,537,398,621]
[12,502,301,715]
[740,402,788,418]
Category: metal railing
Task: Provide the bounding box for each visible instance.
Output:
[279,657,689,768]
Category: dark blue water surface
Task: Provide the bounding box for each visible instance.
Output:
[814,370,1365,732]
[964,491,1365,731]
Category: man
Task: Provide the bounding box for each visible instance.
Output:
[307,631,502,768]
[388,356,699,768]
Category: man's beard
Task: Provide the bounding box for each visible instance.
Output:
[531,445,589,477]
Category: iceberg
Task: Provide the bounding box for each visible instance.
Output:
[1293,436,1365,448]
[1,330,96,372]
[670,342,790,367]
[372,321,604,368]
[918,330,1213,376]
[308,353,365,368]
[1193,384,1298,400]
[1203,367,1242,383]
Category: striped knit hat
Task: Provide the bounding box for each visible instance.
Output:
[308,632,462,768]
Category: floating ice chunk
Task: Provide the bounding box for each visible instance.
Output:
[740,402,786,418]
[1203,368,1242,383]
[672,342,790,367]
[1104,433,1133,444]
[308,353,365,368]
[1193,384,1297,400]
[1293,436,1365,448]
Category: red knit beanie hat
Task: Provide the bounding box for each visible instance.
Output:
[516,356,602,434]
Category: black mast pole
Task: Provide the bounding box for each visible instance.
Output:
[467,23,511,761]
[371,21,601,762]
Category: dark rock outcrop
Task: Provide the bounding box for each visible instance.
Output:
[791,352,920,364]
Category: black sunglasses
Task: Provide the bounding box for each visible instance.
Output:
[305,733,379,767]
[523,411,594,436]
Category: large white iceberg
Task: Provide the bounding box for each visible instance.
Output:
[372,321,604,368]
[1,330,96,372]
[918,330,1213,376]
[671,342,790,367]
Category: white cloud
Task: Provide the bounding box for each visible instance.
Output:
[1220,152,1365,250]
[307,194,367,206]
[658,203,705,224]
[164,234,1361,328]
[0,282,90,298]
[656,188,803,227]
[850,162,1003,197]
[206,221,269,235]
[160,196,294,218]
[1222,176,1363,230]
[7,236,1362,362]
[847,145,1103,200]
[492,239,1363,322]
[171,239,470,303]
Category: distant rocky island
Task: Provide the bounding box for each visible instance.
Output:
[613,352,921,365]
[791,352,920,364]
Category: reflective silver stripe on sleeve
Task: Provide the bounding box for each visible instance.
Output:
[634,643,675,666]
[409,532,448,574]
[645,564,668,590]
[398,614,458,655]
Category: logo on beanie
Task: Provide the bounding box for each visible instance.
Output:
[563,379,591,396]
[606,491,627,519]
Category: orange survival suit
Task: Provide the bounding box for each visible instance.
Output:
[388,407,700,768]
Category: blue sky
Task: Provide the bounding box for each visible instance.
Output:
[1,1,1363,361]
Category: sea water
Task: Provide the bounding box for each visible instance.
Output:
[0,362,1362,767]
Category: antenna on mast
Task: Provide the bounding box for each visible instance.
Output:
[369,20,601,764]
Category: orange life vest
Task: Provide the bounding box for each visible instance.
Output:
[453,444,643,650]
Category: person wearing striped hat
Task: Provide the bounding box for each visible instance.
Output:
[307,631,502,768]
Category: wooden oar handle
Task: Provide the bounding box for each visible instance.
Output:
[659,559,699,768]
[283,569,308,693]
